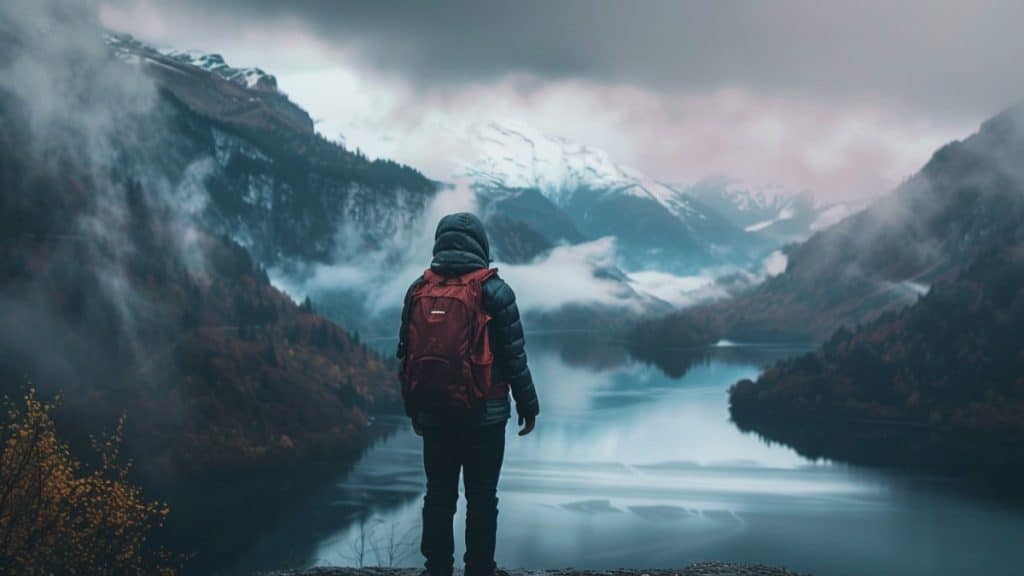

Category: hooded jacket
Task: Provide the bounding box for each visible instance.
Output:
[397,212,539,427]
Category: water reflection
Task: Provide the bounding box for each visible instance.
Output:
[297,334,1024,576]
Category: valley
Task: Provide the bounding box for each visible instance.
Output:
[3,4,1024,574]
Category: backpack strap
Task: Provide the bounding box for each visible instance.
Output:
[463,267,498,285]
[421,267,498,286]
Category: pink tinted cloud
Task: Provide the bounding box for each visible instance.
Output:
[342,76,972,201]
[101,1,975,202]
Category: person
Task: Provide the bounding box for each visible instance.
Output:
[397,212,539,576]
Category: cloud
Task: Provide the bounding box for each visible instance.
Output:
[498,238,638,313]
[273,206,646,318]
[95,0,988,202]
[83,0,1024,330]
[760,250,789,277]
[277,213,753,324]
[262,66,969,201]
[99,0,1024,119]
[4,0,157,173]
[271,183,480,315]
[0,0,218,386]
[626,271,727,309]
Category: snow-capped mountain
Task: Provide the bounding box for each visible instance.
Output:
[164,50,279,92]
[465,122,702,221]
[105,33,314,135]
[108,34,279,92]
[102,32,436,269]
[464,123,760,272]
[102,34,668,330]
[685,177,866,244]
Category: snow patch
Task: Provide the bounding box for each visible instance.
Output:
[105,34,280,93]
[211,127,271,166]
[811,203,858,231]
[901,281,930,296]
[744,207,796,232]
[694,177,808,212]
[163,49,278,91]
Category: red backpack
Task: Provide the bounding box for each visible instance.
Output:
[401,267,497,413]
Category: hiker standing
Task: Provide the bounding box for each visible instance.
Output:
[397,212,540,576]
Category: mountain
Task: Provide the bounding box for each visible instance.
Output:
[684,178,865,244]
[102,35,662,340]
[105,38,794,335]
[164,48,280,93]
[0,14,412,492]
[464,123,761,272]
[106,33,439,269]
[0,94,398,483]
[630,103,1024,357]
[476,186,586,263]
[729,241,1024,477]
[100,36,806,340]
[106,33,314,138]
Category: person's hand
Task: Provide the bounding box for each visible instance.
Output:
[411,418,423,436]
[518,415,535,436]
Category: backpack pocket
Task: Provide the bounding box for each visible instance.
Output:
[469,314,494,399]
[408,356,458,409]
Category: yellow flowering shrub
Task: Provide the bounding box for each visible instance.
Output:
[0,389,175,575]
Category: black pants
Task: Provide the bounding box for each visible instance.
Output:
[421,422,506,576]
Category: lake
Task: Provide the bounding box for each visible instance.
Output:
[224,334,1024,576]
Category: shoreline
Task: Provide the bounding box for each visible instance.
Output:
[265,565,811,576]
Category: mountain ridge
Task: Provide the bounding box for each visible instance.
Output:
[465,122,764,272]
[729,240,1024,477]
[105,32,440,272]
[630,102,1024,360]
[0,12,411,488]
[684,177,865,244]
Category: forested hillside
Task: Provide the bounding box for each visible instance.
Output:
[0,18,401,487]
[631,104,1024,358]
[730,243,1024,475]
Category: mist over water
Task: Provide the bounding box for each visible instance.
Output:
[267,180,789,339]
[214,335,1024,576]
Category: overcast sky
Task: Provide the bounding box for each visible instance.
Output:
[98,0,1024,200]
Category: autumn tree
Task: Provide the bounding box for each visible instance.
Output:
[0,389,175,575]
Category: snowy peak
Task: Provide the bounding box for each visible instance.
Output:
[686,177,814,215]
[466,122,626,198]
[703,179,811,234]
[106,34,280,93]
[164,50,278,92]
[104,33,313,135]
[463,122,699,218]
[685,177,866,242]
[462,122,766,272]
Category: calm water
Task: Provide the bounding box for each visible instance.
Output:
[232,334,1024,576]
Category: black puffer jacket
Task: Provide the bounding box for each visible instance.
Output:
[397,212,539,427]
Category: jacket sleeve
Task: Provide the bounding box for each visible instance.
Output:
[483,276,539,419]
[397,276,423,418]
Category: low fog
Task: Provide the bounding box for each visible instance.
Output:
[0,0,220,385]
[269,181,790,335]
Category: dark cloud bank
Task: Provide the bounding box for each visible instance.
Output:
[109,0,1024,117]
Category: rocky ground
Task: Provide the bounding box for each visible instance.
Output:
[265,564,811,576]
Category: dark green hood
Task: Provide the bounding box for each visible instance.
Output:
[430,212,491,276]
